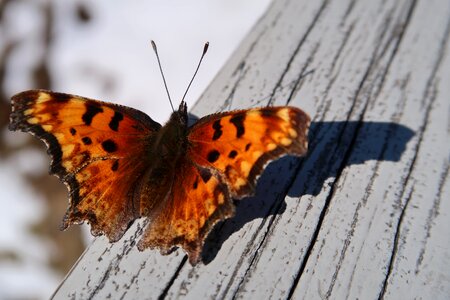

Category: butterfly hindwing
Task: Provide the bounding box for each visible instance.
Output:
[9,90,161,241]
[137,160,233,265]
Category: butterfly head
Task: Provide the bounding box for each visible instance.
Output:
[175,100,188,125]
[164,100,187,129]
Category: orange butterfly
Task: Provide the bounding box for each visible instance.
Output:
[9,43,310,265]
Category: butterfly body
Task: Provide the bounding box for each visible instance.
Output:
[138,102,189,207]
[9,89,310,265]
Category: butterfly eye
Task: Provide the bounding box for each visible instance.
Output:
[176,104,188,125]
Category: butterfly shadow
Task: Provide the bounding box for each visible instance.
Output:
[200,120,415,264]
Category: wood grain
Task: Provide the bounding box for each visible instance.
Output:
[53,0,450,299]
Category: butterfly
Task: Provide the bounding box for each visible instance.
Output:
[8,43,310,265]
[9,89,309,265]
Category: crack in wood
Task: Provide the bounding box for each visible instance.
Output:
[415,162,449,274]
[119,261,147,300]
[314,21,355,121]
[157,256,188,300]
[218,29,267,112]
[231,168,303,298]
[285,42,319,106]
[267,0,330,106]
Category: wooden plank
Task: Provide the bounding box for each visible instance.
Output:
[53,0,450,299]
[380,1,450,298]
[289,1,450,299]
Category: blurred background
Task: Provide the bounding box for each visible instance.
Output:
[0,1,271,298]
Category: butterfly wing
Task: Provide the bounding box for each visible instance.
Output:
[137,160,234,264]
[188,106,310,197]
[9,90,161,241]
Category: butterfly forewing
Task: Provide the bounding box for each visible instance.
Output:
[9,90,161,240]
[187,106,310,197]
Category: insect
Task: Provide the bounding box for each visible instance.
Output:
[9,42,310,265]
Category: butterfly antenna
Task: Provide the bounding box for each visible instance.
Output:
[181,42,209,103]
[151,40,175,112]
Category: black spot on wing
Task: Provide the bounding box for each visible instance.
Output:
[111,160,119,171]
[70,128,76,136]
[200,168,212,183]
[109,111,124,131]
[228,150,238,159]
[82,137,92,145]
[54,93,72,102]
[212,119,223,140]
[82,103,103,125]
[193,177,198,189]
[207,150,220,163]
[102,139,117,152]
[261,108,274,117]
[245,143,251,151]
[230,114,245,138]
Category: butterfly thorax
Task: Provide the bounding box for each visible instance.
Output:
[138,102,189,215]
[153,107,188,162]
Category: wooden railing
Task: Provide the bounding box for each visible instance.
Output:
[53,0,450,299]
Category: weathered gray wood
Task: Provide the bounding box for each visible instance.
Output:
[53,0,450,299]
